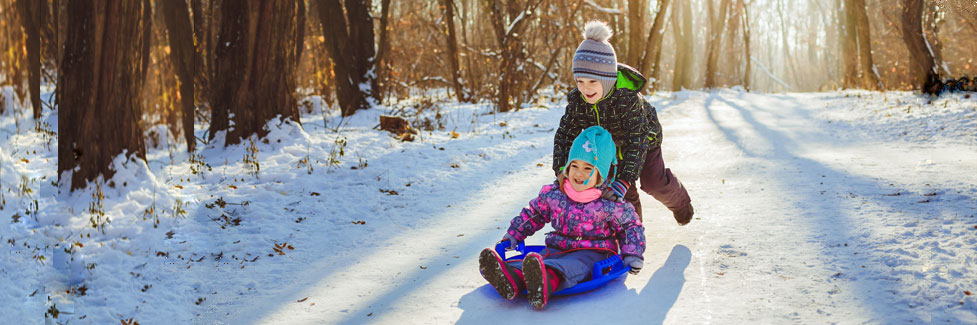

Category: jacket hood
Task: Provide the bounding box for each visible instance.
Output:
[615,63,647,92]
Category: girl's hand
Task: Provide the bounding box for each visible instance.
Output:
[623,256,643,275]
[501,234,518,250]
[601,180,629,202]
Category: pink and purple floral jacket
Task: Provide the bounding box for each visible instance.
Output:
[506,184,645,260]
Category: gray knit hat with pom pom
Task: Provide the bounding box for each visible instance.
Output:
[572,21,617,99]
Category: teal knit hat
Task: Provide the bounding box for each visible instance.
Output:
[563,126,617,186]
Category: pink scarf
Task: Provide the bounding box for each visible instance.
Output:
[564,179,602,203]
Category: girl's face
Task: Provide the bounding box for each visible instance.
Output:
[576,77,603,104]
[566,160,601,192]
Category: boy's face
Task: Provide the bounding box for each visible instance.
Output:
[566,160,600,192]
[576,77,603,104]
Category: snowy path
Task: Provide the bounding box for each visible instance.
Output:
[5,89,973,324]
[211,91,977,324]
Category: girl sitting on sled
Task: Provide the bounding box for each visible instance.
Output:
[478,125,645,309]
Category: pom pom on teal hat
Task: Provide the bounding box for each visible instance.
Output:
[563,126,617,186]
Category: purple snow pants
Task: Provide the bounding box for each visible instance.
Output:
[623,146,690,221]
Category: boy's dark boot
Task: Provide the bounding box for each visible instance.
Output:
[479,248,523,300]
[523,252,558,310]
[673,202,694,225]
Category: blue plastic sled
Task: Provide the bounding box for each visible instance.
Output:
[493,241,630,296]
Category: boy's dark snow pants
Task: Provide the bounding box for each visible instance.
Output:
[623,146,690,221]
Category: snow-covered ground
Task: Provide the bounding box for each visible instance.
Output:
[1,86,975,324]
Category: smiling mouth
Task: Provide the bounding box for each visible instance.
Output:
[585,92,597,98]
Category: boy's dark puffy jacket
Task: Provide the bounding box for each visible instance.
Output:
[553,64,663,183]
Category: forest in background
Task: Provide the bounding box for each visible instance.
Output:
[0,0,976,192]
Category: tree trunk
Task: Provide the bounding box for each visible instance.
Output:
[777,0,800,89]
[486,0,513,112]
[160,0,197,152]
[705,0,731,88]
[57,0,148,191]
[53,0,62,67]
[346,0,377,100]
[191,0,204,52]
[925,3,949,76]
[315,0,375,116]
[901,0,937,90]
[15,0,42,119]
[823,0,840,88]
[742,0,752,91]
[841,0,858,88]
[724,0,743,85]
[140,0,152,81]
[485,0,540,112]
[296,0,306,69]
[441,0,466,102]
[805,6,819,87]
[626,0,645,66]
[639,0,671,89]
[375,0,392,102]
[495,5,516,112]
[39,0,56,66]
[207,0,216,86]
[460,0,478,99]
[190,0,208,106]
[850,0,880,89]
[671,0,694,91]
[209,0,303,145]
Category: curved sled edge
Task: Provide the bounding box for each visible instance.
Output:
[494,242,630,296]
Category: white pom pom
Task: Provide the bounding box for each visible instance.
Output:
[583,20,613,42]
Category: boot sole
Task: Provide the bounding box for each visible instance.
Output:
[523,253,548,309]
[675,204,694,225]
[479,248,517,300]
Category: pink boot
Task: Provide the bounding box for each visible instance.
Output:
[523,252,560,309]
[479,248,524,300]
